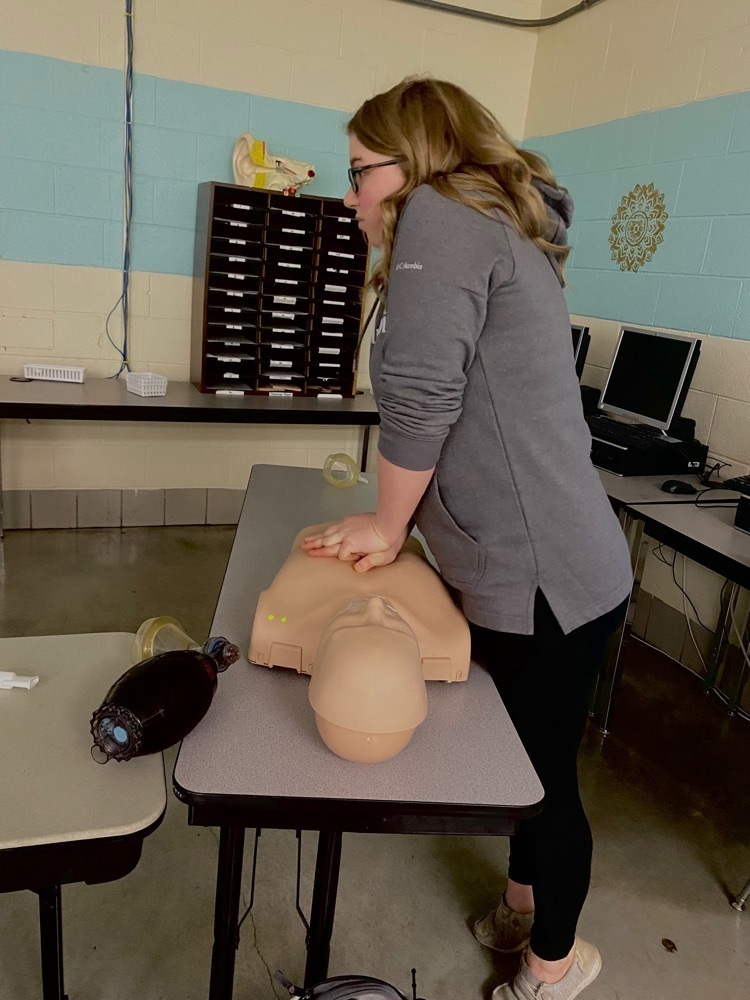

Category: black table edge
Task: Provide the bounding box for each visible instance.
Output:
[0,808,166,894]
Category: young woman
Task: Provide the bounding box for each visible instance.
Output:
[301,77,632,1000]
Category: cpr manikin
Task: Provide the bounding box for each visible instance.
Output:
[249,524,471,763]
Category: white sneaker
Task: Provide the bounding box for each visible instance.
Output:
[491,939,602,1000]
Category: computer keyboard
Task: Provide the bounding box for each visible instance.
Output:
[585,414,678,448]
[722,475,750,496]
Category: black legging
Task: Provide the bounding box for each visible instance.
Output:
[471,590,628,961]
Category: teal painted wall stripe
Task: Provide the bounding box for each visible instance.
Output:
[527,90,750,340]
[1,49,749,341]
[0,49,350,276]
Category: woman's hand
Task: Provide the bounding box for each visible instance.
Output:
[300,513,407,573]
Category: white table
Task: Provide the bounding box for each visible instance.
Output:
[0,633,167,1000]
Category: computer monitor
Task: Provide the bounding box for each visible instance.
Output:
[599,326,701,431]
[571,324,590,380]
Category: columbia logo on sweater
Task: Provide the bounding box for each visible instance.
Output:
[395,261,423,270]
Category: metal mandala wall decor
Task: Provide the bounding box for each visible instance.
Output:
[609,183,668,272]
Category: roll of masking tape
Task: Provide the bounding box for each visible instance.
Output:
[323,452,366,489]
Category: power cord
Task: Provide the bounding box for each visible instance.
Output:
[107,0,134,379]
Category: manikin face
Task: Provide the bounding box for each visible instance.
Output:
[327,595,414,638]
[343,135,406,248]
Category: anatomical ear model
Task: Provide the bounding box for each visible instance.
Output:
[232,133,315,195]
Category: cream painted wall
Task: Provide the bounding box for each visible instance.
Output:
[528,0,750,136]
[1,0,542,490]
[527,0,750,635]
[2,0,541,137]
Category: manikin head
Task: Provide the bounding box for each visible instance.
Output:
[308,595,428,763]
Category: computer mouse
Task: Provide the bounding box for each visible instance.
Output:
[660,479,698,495]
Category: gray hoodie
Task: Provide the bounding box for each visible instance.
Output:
[369,183,632,635]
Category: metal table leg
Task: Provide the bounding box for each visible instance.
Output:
[732,877,750,912]
[593,514,646,735]
[37,885,68,1000]
[208,826,246,1000]
[360,426,371,473]
[704,582,739,693]
[304,830,343,989]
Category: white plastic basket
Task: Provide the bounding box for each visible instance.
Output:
[125,372,168,397]
[23,364,85,383]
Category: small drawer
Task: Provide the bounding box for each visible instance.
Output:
[320,213,359,239]
[266,203,317,230]
[258,341,307,366]
[316,249,368,276]
[256,377,305,396]
[208,272,260,296]
[262,272,311,299]
[259,294,310,317]
[258,312,308,338]
[212,192,267,225]
[212,217,265,242]
[211,233,262,255]
[318,235,368,261]
[313,279,363,308]
[207,303,258,325]
[315,263,365,288]
[209,253,262,280]
[310,294,360,319]
[205,332,256,349]
[264,225,315,250]
[264,243,314,272]
[263,258,310,283]
[310,312,361,337]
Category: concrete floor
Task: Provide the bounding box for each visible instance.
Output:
[0,524,749,1000]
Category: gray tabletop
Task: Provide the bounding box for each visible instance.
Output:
[626,501,750,585]
[0,376,379,424]
[174,465,543,813]
[598,469,740,507]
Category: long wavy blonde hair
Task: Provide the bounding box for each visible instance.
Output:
[346,76,570,298]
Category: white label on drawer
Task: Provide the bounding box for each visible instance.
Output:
[282,228,304,235]
[320,363,339,368]
[279,244,303,252]
[271,311,295,320]
[227,291,243,297]
[267,373,293,380]
[281,209,305,217]
[330,251,355,259]
[229,221,248,228]
[231,202,251,210]
[276,279,297,285]
[226,324,242,330]
[318,393,343,399]
[273,296,296,305]
[271,327,295,334]
[228,273,244,280]
[216,355,239,362]
[326,268,350,275]
[228,256,245,262]
[271,360,293,368]
[336,234,351,241]
[270,342,293,350]
[216,390,244,395]
[229,239,246,245]
[224,372,240,379]
[335,216,351,223]
[224,307,241,313]
[322,299,343,306]
[322,331,344,338]
[279,262,301,269]
[320,348,341,355]
[269,391,293,397]
[223,341,241,346]
[325,284,347,293]
[322,316,344,325]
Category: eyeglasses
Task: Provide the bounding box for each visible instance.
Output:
[347,159,400,194]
